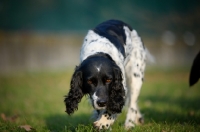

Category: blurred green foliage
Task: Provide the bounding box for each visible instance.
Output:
[0,0,199,35]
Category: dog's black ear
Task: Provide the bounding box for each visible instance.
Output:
[64,66,84,115]
[107,67,125,114]
[189,51,200,86]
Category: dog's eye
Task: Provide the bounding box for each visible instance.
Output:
[105,79,112,83]
[87,80,93,84]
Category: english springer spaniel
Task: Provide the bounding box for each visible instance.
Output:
[64,20,146,130]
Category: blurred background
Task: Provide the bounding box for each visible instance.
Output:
[0,0,199,74]
[0,1,200,131]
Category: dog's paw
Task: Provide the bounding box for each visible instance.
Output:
[135,116,144,125]
[125,113,144,130]
[124,119,135,130]
[93,113,116,130]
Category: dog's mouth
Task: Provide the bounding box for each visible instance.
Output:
[90,92,108,110]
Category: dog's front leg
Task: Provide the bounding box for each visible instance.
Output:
[124,64,145,129]
[93,110,117,130]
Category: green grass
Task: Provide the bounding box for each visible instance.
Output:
[0,67,200,132]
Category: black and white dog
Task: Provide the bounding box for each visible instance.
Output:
[64,20,146,129]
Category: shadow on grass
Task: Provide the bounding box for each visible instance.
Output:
[46,113,91,132]
[141,95,200,124]
[45,94,200,131]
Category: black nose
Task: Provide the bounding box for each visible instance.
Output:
[97,99,107,107]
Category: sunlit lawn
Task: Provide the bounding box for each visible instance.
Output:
[0,67,200,132]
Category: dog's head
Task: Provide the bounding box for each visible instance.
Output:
[64,53,125,115]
